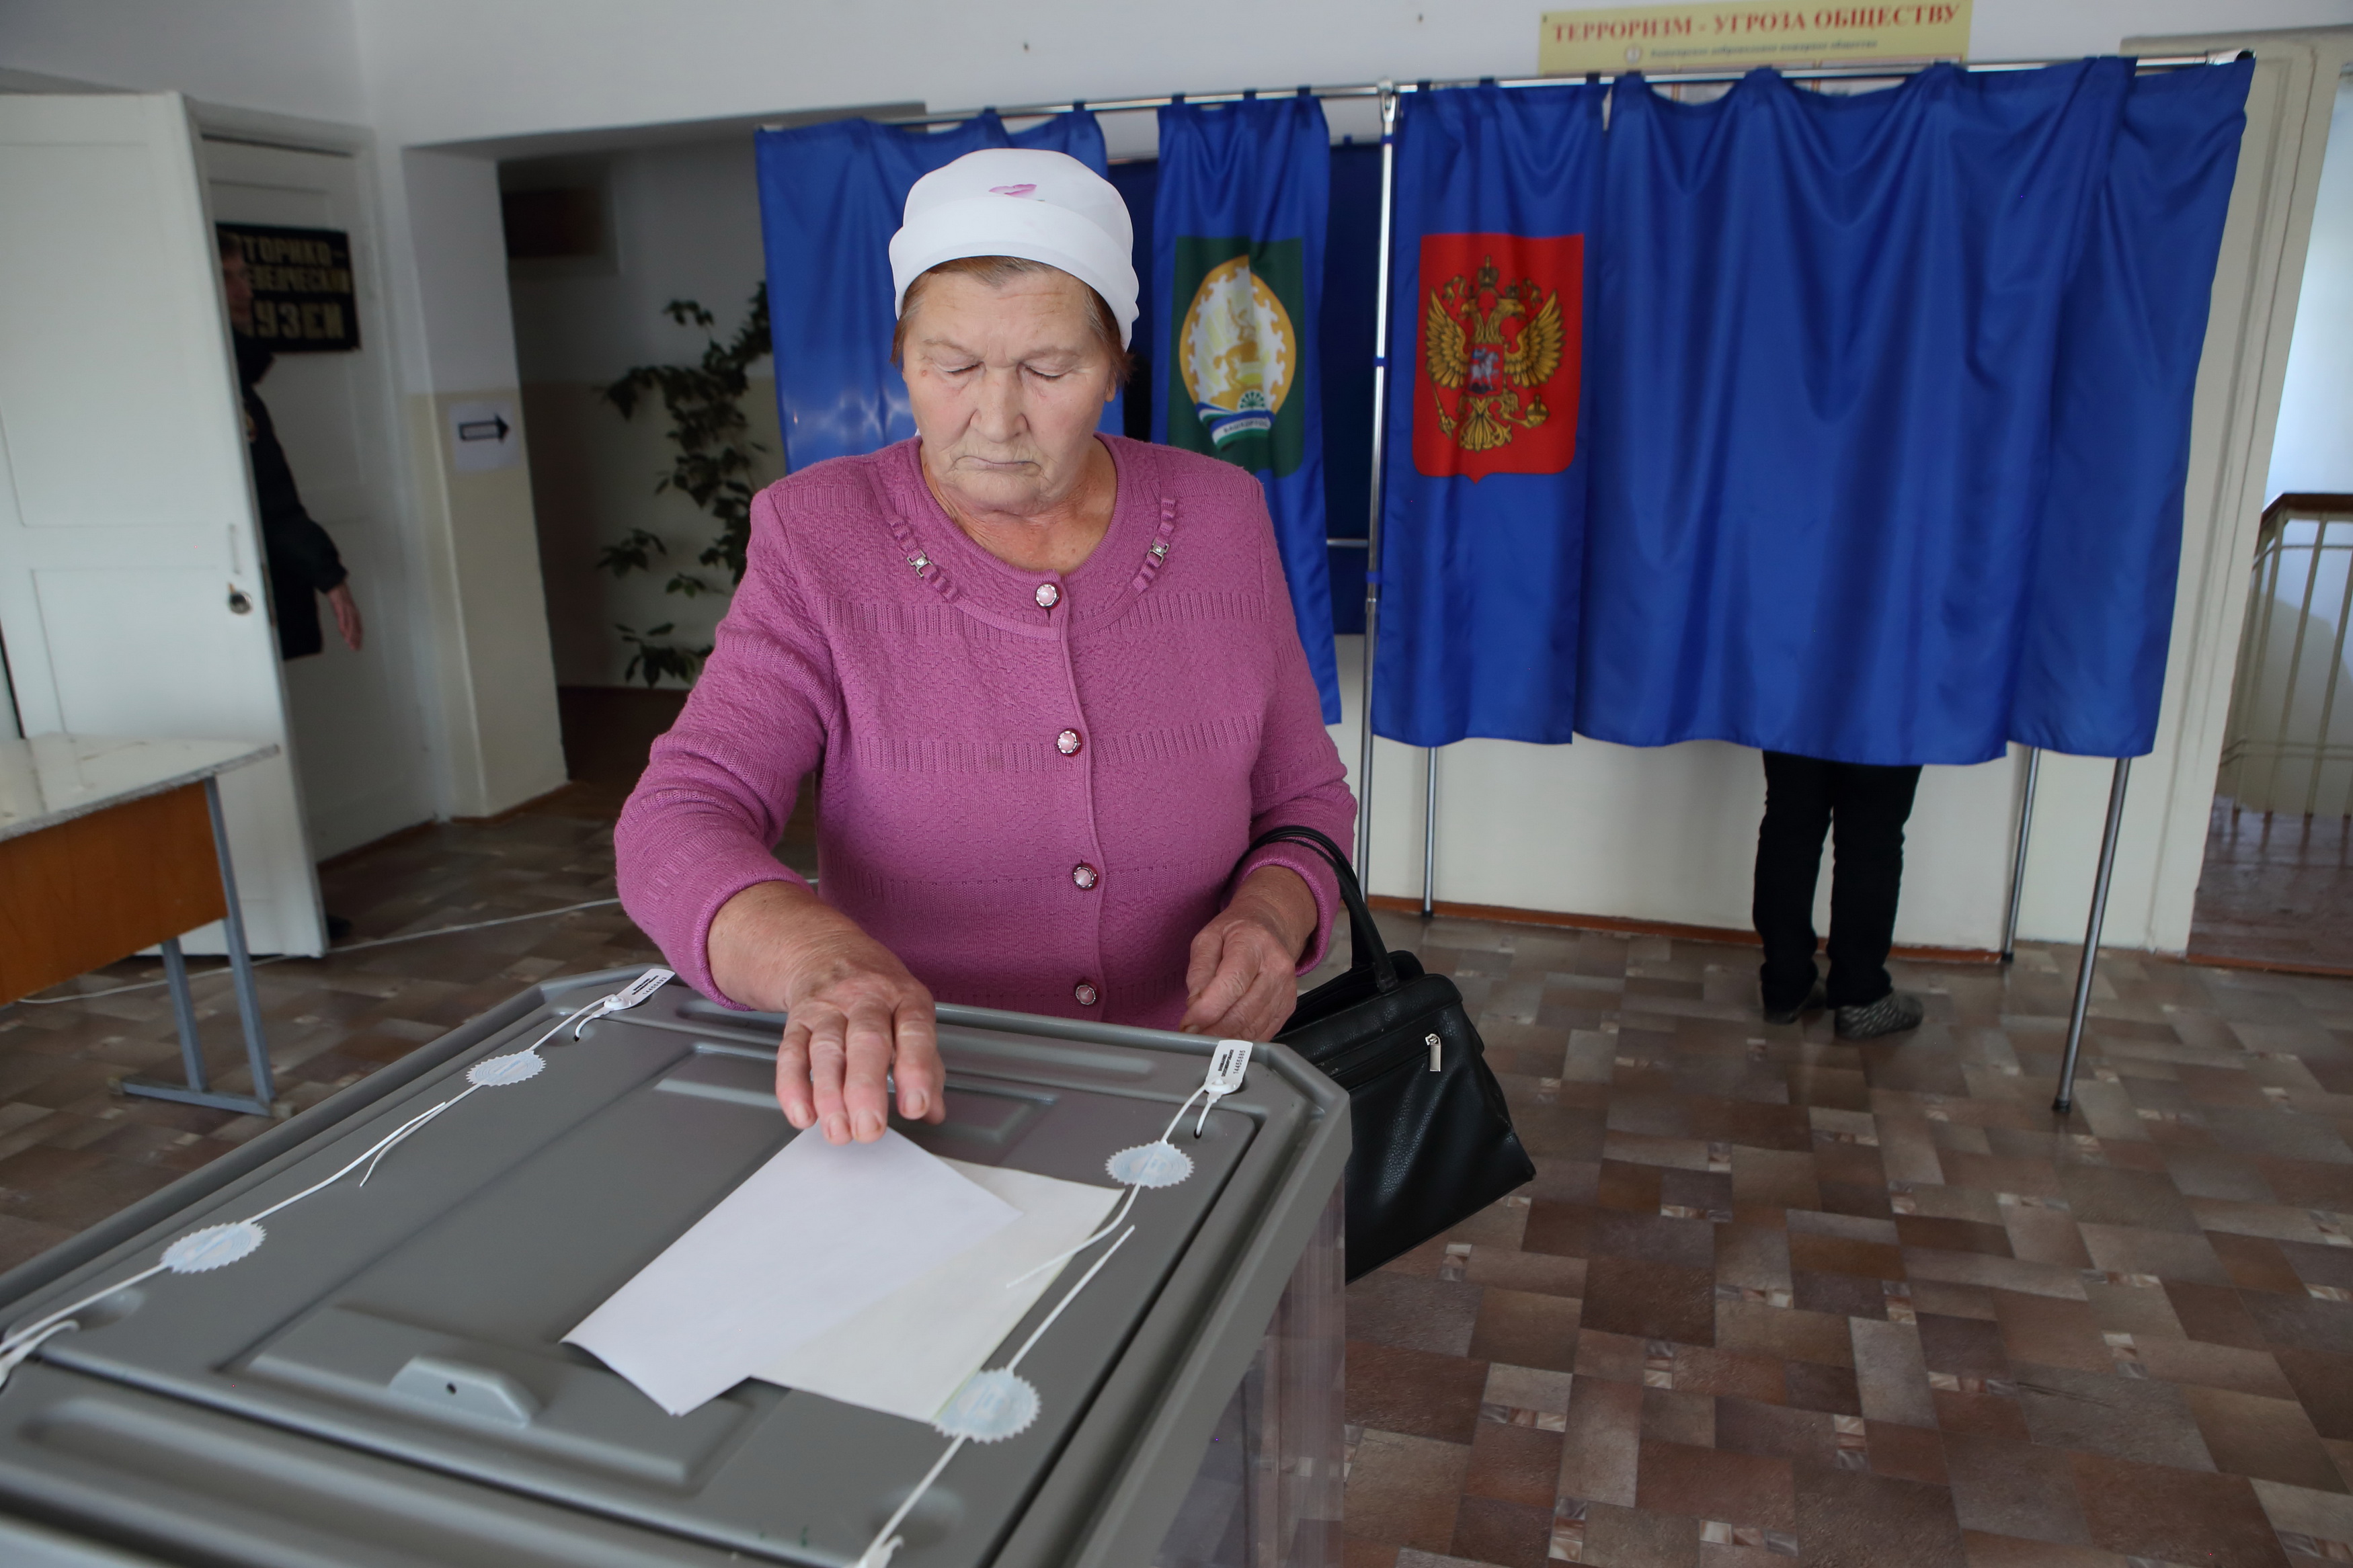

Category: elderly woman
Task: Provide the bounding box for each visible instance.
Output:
[617,148,1355,1147]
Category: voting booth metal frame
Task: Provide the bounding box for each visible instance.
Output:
[0,971,1349,1568]
[864,52,2226,1113]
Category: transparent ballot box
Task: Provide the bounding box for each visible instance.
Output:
[0,972,1347,1568]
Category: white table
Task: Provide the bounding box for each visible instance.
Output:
[0,735,282,1116]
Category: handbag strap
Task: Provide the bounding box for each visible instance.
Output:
[1245,823,1401,994]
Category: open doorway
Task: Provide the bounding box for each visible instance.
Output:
[497,134,815,868]
[2190,71,2353,974]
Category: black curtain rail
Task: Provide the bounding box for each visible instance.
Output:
[818,52,2239,133]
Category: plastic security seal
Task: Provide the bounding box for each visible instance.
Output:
[1192,1038,1252,1137]
[569,967,674,1037]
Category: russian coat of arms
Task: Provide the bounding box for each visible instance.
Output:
[1410,234,1582,482]
[1423,256,1566,454]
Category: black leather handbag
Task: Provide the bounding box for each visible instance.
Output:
[1252,825,1536,1280]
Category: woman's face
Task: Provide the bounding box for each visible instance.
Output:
[901,267,1118,520]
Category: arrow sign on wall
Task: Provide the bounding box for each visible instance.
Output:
[446,399,520,473]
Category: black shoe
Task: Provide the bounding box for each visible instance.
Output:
[1835,990,1925,1040]
[325,914,354,942]
[1763,980,1827,1026]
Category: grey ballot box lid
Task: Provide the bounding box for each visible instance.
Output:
[0,971,1348,1568]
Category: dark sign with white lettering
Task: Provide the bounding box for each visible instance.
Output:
[217,222,360,352]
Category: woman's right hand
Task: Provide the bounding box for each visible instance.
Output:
[707,880,946,1145]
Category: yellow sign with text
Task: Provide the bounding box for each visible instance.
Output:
[1540,1,1970,75]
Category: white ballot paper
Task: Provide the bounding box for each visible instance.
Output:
[566,1128,1022,1415]
[754,1159,1121,1422]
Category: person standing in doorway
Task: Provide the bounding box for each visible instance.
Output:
[218,231,362,661]
[1753,751,1926,1038]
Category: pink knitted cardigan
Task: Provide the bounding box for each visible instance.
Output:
[615,435,1357,1030]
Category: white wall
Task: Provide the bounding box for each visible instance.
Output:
[2267,77,2353,499]
[0,0,366,120]
[377,146,567,812]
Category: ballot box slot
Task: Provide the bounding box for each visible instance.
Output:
[654,1050,1052,1153]
[672,998,1157,1082]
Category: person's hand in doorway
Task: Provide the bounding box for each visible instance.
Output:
[325,582,363,652]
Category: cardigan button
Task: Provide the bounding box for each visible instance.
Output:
[1056,729,1082,756]
[1035,582,1062,609]
[1074,980,1099,1007]
[1072,862,1099,891]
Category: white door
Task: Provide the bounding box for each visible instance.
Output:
[203,136,434,860]
[0,93,325,956]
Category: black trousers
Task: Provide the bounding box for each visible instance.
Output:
[1753,751,1922,1013]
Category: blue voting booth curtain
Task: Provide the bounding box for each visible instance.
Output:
[1373,84,1607,747]
[1577,60,2250,766]
[2012,60,2254,757]
[1152,95,1340,722]
[756,112,1109,472]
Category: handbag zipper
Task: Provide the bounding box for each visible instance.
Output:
[1318,1014,1461,1089]
[1428,1032,1441,1072]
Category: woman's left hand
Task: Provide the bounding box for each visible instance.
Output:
[1179,865,1318,1040]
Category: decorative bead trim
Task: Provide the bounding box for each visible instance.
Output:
[885,513,958,602]
[1131,497,1180,595]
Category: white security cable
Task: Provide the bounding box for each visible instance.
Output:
[11,898,627,1005]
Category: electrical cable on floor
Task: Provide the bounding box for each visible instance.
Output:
[8,897,627,1006]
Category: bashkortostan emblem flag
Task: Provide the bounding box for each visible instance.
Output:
[1168,240,1309,477]
[1152,94,1339,721]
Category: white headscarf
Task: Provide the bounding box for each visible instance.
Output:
[888,148,1140,346]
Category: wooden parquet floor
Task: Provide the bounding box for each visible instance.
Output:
[2192,800,2353,975]
[1338,915,2353,1568]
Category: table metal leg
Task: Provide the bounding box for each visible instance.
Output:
[159,938,208,1094]
[120,777,278,1118]
[2052,757,2131,1116]
[204,776,277,1108]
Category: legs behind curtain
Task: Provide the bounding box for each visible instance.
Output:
[1753,752,1923,1019]
[1824,761,1922,1010]
[1753,752,1834,1015]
